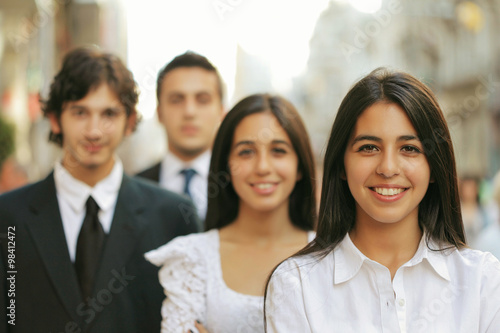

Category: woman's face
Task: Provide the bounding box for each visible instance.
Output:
[228,112,301,214]
[343,102,431,228]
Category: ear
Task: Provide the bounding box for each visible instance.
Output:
[125,113,137,136]
[340,169,347,180]
[430,176,435,183]
[48,113,61,134]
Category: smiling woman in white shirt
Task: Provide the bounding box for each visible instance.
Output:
[146,94,317,333]
[265,68,500,333]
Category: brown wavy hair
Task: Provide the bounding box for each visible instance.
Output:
[42,47,140,146]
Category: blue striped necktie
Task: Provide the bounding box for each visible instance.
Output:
[180,168,196,200]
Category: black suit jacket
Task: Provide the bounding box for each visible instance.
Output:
[136,162,204,232]
[136,162,161,183]
[0,173,199,333]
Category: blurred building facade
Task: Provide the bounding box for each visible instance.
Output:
[299,0,500,178]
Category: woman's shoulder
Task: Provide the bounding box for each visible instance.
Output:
[145,229,218,267]
[273,250,332,282]
[438,245,500,284]
[455,246,500,269]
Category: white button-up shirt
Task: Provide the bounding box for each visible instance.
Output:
[266,233,500,332]
[159,150,210,220]
[54,158,122,262]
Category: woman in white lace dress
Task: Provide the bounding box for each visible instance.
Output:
[146,94,317,333]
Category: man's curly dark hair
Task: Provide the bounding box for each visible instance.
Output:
[41,47,140,146]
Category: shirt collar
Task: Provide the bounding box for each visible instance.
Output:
[333,231,450,284]
[162,149,211,178]
[406,234,451,281]
[333,233,367,284]
[53,157,123,214]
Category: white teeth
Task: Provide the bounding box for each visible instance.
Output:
[374,187,405,196]
[255,183,274,189]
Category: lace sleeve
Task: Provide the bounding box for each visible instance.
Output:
[145,235,207,333]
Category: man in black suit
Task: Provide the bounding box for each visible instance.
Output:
[0,47,199,332]
[136,52,224,222]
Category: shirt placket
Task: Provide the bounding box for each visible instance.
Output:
[392,267,407,333]
[373,263,401,333]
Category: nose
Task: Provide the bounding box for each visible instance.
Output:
[183,98,196,117]
[85,114,103,141]
[255,151,271,175]
[376,150,400,178]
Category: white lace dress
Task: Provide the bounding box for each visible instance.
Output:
[145,229,314,333]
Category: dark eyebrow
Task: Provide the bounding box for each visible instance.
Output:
[233,139,292,148]
[398,135,420,142]
[68,105,86,110]
[234,140,254,148]
[167,92,185,97]
[351,134,420,145]
[103,107,122,112]
[351,135,381,144]
[68,105,123,113]
[271,140,293,147]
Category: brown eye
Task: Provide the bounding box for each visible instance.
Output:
[168,95,183,104]
[237,149,253,157]
[358,144,378,152]
[272,148,287,155]
[197,94,211,104]
[104,109,118,118]
[401,146,421,153]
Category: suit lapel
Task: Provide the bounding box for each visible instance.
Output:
[150,162,161,182]
[25,173,84,325]
[92,174,146,301]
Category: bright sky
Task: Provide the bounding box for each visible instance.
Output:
[124,0,330,118]
[124,0,380,118]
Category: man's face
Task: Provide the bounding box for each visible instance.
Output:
[157,67,223,161]
[49,83,136,184]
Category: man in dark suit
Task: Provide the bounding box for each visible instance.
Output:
[136,52,224,222]
[0,47,199,332]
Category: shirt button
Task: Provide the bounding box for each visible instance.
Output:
[398,299,405,307]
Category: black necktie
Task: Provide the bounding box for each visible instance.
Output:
[180,168,196,200]
[75,196,105,300]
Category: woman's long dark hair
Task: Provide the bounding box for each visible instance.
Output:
[300,67,465,259]
[204,93,317,232]
[264,68,466,330]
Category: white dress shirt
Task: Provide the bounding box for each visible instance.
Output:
[266,233,500,333]
[159,150,210,220]
[53,158,123,262]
